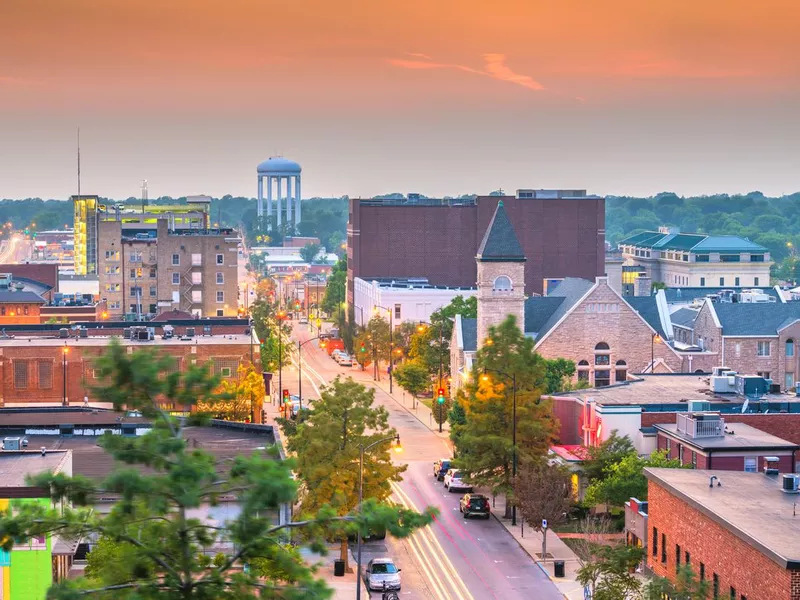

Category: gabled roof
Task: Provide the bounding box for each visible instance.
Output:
[625,296,668,339]
[670,307,700,328]
[619,230,768,253]
[0,290,46,304]
[652,233,707,251]
[476,201,525,262]
[461,318,478,352]
[713,302,800,336]
[618,231,667,247]
[692,236,767,253]
[528,278,594,339]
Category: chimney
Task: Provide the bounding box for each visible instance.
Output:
[636,276,653,297]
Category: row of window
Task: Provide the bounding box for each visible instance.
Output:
[105,251,227,267]
[0,305,31,316]
[171,253,226,267]
[699,276,759,287]
[652,530,746,599]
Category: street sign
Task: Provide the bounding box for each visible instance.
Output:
[542,519,548,529]
[584,585,592,600]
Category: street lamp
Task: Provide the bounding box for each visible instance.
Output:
[481,368,518,526]
[651,332,661,373]
[298,336,327,415]
[62,343,69,406]
[374,305,394,393]
[356,434,402,600]
[274,310,288,407]
[418,320,446,431]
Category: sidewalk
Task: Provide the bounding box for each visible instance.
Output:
[301,546,366,599]
[490,495,587,600]
[369,376,453,446]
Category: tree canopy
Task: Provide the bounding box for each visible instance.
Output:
[585,450,686,507]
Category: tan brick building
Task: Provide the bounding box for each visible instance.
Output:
[98,219,239,319]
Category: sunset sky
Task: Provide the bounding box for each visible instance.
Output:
[1,0,798,200]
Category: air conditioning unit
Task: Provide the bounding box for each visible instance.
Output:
[712,366,732,377]
[781,474,800,493]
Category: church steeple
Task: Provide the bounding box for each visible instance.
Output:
[477,200,526,262]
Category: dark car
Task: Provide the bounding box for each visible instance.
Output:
[433,459,451,481]
[459,493,490,519]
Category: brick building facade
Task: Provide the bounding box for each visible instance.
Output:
[347,190,605,309]
[646,468,800,600]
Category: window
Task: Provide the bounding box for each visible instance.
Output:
[696,254,710,262]
[719,277,725,286]
[735,343,741,357]
[785,373,794,390]
[595,354,610,365]
[720,254,741,262]
[615,360,627,383]
[757,371,771,380]
[191,271,202,285]
[105,283,120,292]
[652,527,658,556]
[109,301,121,309]
[191,290,202,303]
[130,286,142,297]
[730,587,736,599]
[216,272,224,285]
[216,291,224,303]
[754,277,760,286]
[692,451,697,468]
[735,277,740,286]
[394,303,401,319]
[493,275,512,291]
[676,544,681,572]
[787,339,795,357]
[149,267,156,278]
[700,277,706,287]
[105,250,120,260]
[578,370,589,382]
[216,254,224,265]
[713,573,719,598]
[744,457,757,472]
[172,273,180,285]
[191,253,202,266]
[216,309,224,317]
[594,370,610,387]
[129,251,142,263]
[751,254,765,262]
[661,533,666,563]
[14,360,28,389]
[38,361,52,389]
[220,367,232,377]
[677,443,683,465]
[214,359,238,378]
[172,254,180,266]
[104,265,119,275]
[685,551,690,565]
[757,341,771,357]
[665,438,671,453]
[700,562,705,581]
[149,286,156,297]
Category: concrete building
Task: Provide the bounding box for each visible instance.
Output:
[646,468,800,600]
[619,227,772,289]
[347,190,606,309]
[353,277,476,327]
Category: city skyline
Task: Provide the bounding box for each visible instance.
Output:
[1,0,798,200]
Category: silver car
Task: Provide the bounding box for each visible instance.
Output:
[365,557,401,592]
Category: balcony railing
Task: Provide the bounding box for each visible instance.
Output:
[676,413,724,438]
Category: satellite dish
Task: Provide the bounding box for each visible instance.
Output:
[741,398,750,413]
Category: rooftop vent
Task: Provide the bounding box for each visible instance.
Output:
[781,474,799,494]
[764,456,780,476]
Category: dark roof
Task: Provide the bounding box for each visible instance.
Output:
[530,278,594,339]
[524,296,565,335]
[662,287,780,304]
[0,410,149,428]
[476,201,525,262]
[0,290,46,304]
[0,451,70,487]
[618,231,667,247]
[655,422,798,451]
[670,307,700,328]
[151,310,194,321]
[461,318,477,352]
[714,303,800,336]
[625,296,667,338]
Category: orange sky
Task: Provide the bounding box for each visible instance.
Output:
[1,0,799,199]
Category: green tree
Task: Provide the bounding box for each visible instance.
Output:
[585,450,685,508]
[642,565,710,600]
[393,360,430,408]
[576,543,644,600]
[542,358,577,394]
[455,316,558,516]
[299,243,322,264]
[321,257,346,317]
[287,377,412,569]
[353,316,391,379]
[581,431,636,483]
[409,295,477,379]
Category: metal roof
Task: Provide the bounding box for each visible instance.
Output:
[625,296,668,338]
[619,230,767,253]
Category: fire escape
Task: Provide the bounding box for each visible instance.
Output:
[182,255,202,313]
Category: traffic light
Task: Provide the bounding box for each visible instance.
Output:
[437,388,446,404]
[359,342,366,353]
[282,389,289,405]
[295,301,301,310]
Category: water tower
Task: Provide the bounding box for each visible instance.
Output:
[257,157,302,228]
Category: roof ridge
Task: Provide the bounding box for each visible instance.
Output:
[477,201,525,262]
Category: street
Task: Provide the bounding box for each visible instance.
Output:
[284,322,564,600]
[0,234,33,263]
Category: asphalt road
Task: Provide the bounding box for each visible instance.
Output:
[287,322,563,600]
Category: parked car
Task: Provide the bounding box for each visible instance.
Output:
[331,349,346,361]
[443,469,472,493]
[338,355,353,367]
[299,316,308,324]
[334,352,352,365]
[364,558,401,592]
[459,493,490,519]
[433,459,451,481]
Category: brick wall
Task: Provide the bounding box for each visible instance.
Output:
[655,432,794,471]
[476,260,525,348]
[648,480,798,599]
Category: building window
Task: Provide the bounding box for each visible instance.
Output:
[757,341,771,357]
[675,544,681,572]
[754,277,760,286]
[129,251,142,263]
[214,359,238,378]
[172,273,180,285]
[692,451,697,468]
[149,286,156,297]
[720,254,741,263]
[665,438,671,453]
[744,457,757,472]
[149,267,157,278]
[593,370,610,387]
[216,291,224,303]
[735,277,740,286]
[757,371,771,380]
[735,343,741,358]
[787,339,795,357]
[578,370,589,382]
[220,367,232,377]
[14,360,28,389]
[594,342,610,367]
[730,587,736,600]
[615,360,627,383]
[785,373,794,390]
[713,574,719,598]
[394,303,401,319]
[216,272,224,285]
[191,253,202,266]
[661,533,666,563]
[751,254,765,262]
[700,277,706,287]
[652,527,658,556]
[700,563,705,581]
[110,301,121,309]
[719,277,725,286]
[685,550,690,565]
[191,272,202,285]
[216,253,224,265]
[216,309,224,316]
[493,275,512,292]
[677,443,683,464]
[191,290,202,303]
[105,250,120,260]
[696,254,710,262]
[38,361,52,389]
[172,254,180,266]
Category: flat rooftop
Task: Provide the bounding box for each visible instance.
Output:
[0,334,253,348]
[0,409,149,428]
[559,374,799,409]
[655,422,799,451]
[0,450,70,487]
[645,468,800,568]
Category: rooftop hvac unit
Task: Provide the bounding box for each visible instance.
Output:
[688,400,711,412]
[2,437,21,451]
[79,328,89,338]
[735,375,769,398]
[712,366,732,377]
[711,376,736,394]
[781,474,800,493]
[58,328,69,338]
[185,327,195,338]
[764,456,780,476]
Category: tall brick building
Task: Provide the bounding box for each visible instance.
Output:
[646,468,800,600]
[346,189,605,308]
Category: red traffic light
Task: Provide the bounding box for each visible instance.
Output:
[437,388,445,396]
[282,389,289,398]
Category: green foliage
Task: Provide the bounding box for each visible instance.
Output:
[393,360,431,401]
[576,543,645,600]
[409,295,477,379]
[585,450,687,507]
[581,431,636,483]
[0,342,430,600]
[454,316,558,500]
[321,257,346,316]
[299,243,322,264]
[642,565,710,600]
[542,358,576,394]
[353,316,391,372]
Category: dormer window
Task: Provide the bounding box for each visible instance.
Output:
[493,275,512,292]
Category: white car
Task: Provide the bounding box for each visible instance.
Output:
[299,316,308,324]
[331,350,346,361]
[365,558,401,592]
[443,469,473,493]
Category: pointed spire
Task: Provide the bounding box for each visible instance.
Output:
[477,201,526,262]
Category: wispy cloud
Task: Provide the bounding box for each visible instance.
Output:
[405,52,433,61]
[388,53,545,92]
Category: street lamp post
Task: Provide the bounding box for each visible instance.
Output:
[62,343,69,407]
[374,305,393,393]
[272,310,287,408]
[418,321,446,431]
[482,368,518,526]
[357,434,401,600]
[298,336,326,415]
